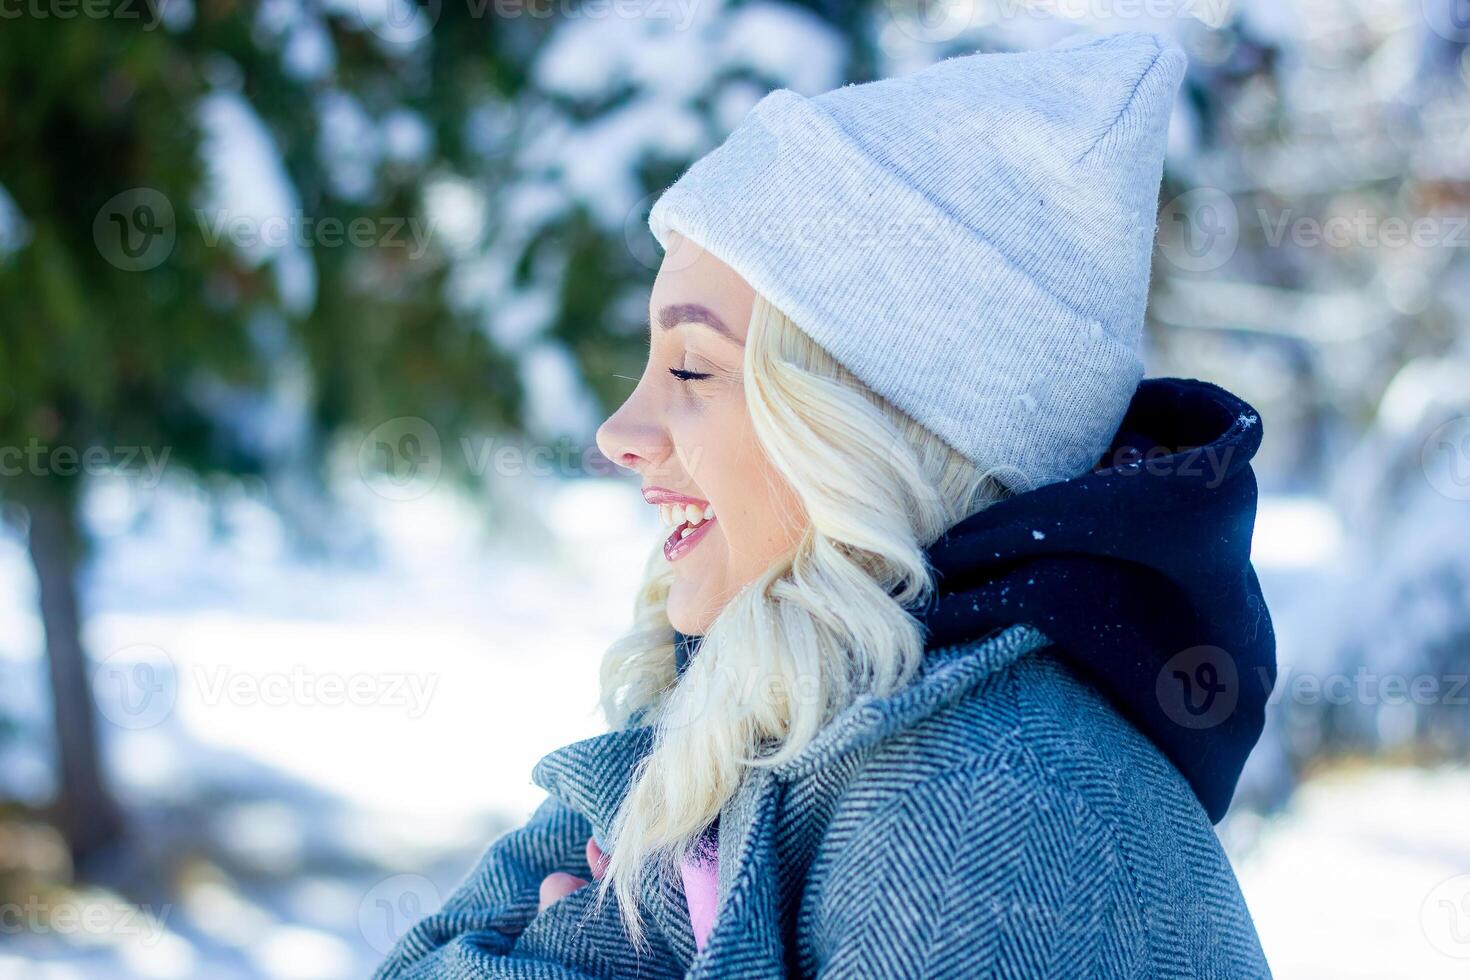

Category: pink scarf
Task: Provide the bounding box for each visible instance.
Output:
[678,831,720,951]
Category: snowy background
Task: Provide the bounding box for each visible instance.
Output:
[3,0,1469,976]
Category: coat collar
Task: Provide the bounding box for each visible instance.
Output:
[767,624,1049,782]
[529,624,1050,971]
[531,724,653,849]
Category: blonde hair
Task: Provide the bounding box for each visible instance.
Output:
[592,293,1016,947]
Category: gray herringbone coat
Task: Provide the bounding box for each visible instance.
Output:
[373,625,1272,978]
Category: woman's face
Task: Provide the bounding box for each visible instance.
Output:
[596,232,807,635]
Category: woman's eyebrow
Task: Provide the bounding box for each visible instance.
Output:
[657,303,742,344]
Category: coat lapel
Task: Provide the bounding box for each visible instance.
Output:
[531,725,699,965]
[531,725,653,848]
[690,766,788,978]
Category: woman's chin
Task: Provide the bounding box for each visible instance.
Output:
[666,578,719,636]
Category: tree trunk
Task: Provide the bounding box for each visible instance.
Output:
[26,493,125,862]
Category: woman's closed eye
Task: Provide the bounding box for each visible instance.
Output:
[668,367,714,382]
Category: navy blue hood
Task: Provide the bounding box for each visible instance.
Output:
[673,377,1276,823]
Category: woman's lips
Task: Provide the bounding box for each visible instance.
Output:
[664,514,717,562]
[643,486,716,562]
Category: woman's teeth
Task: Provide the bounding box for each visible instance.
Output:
[661,502,715,534]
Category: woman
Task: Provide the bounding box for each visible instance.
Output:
[375,30,1276,979]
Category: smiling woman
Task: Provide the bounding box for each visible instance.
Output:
[583,230,1019,949]
[372,31,1276,980]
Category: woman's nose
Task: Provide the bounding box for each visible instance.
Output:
[596,394,671,476]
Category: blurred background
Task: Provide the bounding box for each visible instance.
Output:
[1,0,1468,976]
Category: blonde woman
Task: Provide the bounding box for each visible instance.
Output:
[376,30,1276,979]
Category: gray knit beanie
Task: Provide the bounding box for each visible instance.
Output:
[647,30,1188,490]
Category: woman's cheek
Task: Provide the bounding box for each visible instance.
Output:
[672,413,728,478]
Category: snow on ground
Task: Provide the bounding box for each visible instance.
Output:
[0,488,1459,977]
[1235,764,1470,979]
